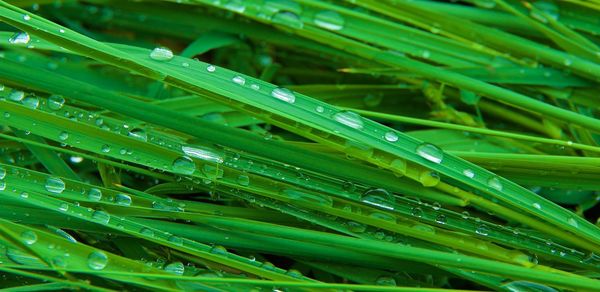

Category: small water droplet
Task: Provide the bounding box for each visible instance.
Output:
[128,128,147,141]
[501,280,558,292]
[314,10,345,30]
[250,84,260,90]
[210,245,228,255]
[333,111,364,130]
[164,261,185,275]
[87,251,108,270]
[271,87,296,103]
[172,156,196,175]
[9,32,30,45]
[272,11,303,28]
[476,225,489,236]
[58,131,69,141]
[567,216,579,228]
[232,75,246,85]
[45,177,65,194]
[168,235,183,245]
[375,276,397,286]
[315,105,324,113]
[181,145,224,163]
[140,227,155,237]
[149,47,174,61]
[22,96,39,109]
[416,143,443,164]
[23,14,31,21]
[237,174,250,186]
[487,176,503,191]
[463,169,475,178]
[8,90,25,101]
[101,144,111,153]
[384,131,398,142]
[532,202,542,209]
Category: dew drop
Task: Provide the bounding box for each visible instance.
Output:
[23,14,31,21]
[237,174,250,186]
[91,210,110,224]
[232,75,246,85]
[181,145,224,163]
[476,225,489,236]
[206,65,216,72]
[58,131,69,141]
[487,176,503,191]
[532,202,542,209]
[250,84,260,90]
[501,281,558,292]
[0,166,6,179]
[8,90,25,101]
[332,111,364,130]
[164,261,185,275]
[272,11,303,28]
[140,227,155,237]
[384,131,398,142]
[101,144,111,153]
[375,276,397,286]
[22,96,39,109]
[463,169,475,178]
[271,87,296,103]
[87,188,102,201]
[314,10,345,30]
[8,32,30,45]
[315,105,324,113]
[416,143,443,164]
[45,177,65,194]
[172,156,196,175]
[87,251,108,270]
[210,245,228,255]
[115,193,132,206]
[150,47,174,61]
[128,128,147,141]
[20,230,37,245]
[168,235,183,245]
[567,216,579,228]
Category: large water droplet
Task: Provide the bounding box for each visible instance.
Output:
[361,188,394,210]
[164,261,185,275]
[487,176,503,191]
[87,188,102,201]
[271,87,296,103]
[91,210,110,224]
[210,245,228,255]
[8,90,25,101]
[45,177,65,194]
[8,32,30,45]
[6,248,43,266]
[20,230,37,245]
[272,11,303,28]
[333,111,364,130]
[172,156,196,175]
[384,131,398,142]
[149,46,174,62]
[501,281,558,292]
[128,128,147,141]
[58,131,69,141]
[87,251,108,270]
[314,10,345,30]
[182,145,224,163]
[22,96,39,109]
[115,193,132,206]
[416,143,443,164]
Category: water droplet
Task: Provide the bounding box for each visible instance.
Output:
[149,47,174,61]
[140,227,155,237]
[128,128,147,141]
[101,144,111,153]
[476,225,489,236]
[487,176,503,191]
[232,75,246,85]
[419,170,440,187]
[435,214,447,224]
[411,207,423,217]
[532,202,542,209]
[0,166,6,179]
[333,111,364,130]
[206,65,216,72]
[20,231,37,245]
[567,216,579,228]
[87,251,108,270]
[361,188,394,210]
[22,96,39,109]
[501,280,558,292]
[314,10,345,30]
[172,156,196,175]
[164,261,185,275]
[250,84,260,90]
[8,32,30,45]
[347,221,366,233]
[6,248,43,266]
[115,193,131,206]
[87,188,102,201]
[181,145,224,163]
[58,131,69,141]
[45,177,65,194]
[315,105,324,113]
[168,235,183,245]
[375,276,397,286]
[210,245,228,255]
[463,169,475,178]
[58,203,69,212]
[384,131,398,142]
[8,90,25,101]
[0,180,5,191]
[271,87,296,103]
[416,143,443,163]
[272,11,303,28]
[237,174,250,186]
[23,14,31,21]
[91,210,110,224]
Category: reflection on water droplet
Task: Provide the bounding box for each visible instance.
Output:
[501,280,558,292]
[91,210,110,224]
[384,131,398,142]
[87,188,102,201]
[463,169,475,178]
[232,75,246,85]
[58,131,69,141]
[8,90,25,101]
[314,10,345,30]
[115,193,131,206]
[87,251,108,270]
[164,261,185,275]
[181,145,224,163]
[128,128,147,141]
[416,143,443,164]
[375,276,397,286]
[476,225,489,236]
[487,176,503,191]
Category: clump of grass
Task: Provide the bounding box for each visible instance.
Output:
[1,0,600,291]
